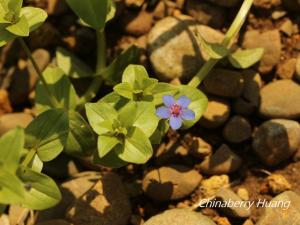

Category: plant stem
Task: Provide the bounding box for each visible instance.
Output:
[18,38,58,107]
[21,149,36,167]
[77,30,106,107]
[188,0,253,88]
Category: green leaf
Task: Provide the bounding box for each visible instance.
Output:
[35,67,78,113]
[5,15,29,36]
[0,127,24,172]
[0,24,16,47]
[116,127,152,164]
[85,102,117,135]
[17,166,61,210]
[228,48,264,69]
[66,0,108,30]
[20,7,47,32]
[176,85,208,129]
[24,109,69,162]
[196,33,228,59]
[113,82,134,99]
[152,82,178,105]
[28,153,43,173]
[101,45,140,85]
[56,47,93,79]
[7,0,23,15]
[100,92,129,110]
[98,135,120,158]
[0,167,25,205]
[93,149,127,168]
[122,64,149,89]
[118,101,159,137]
[64,111,96,156]
[106,0,115,22]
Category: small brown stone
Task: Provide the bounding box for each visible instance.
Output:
[199,97,231,129]
[223,116,252,143]
[0,113,33,136]
[204,69,244,98]
[242,30,281,74]
[201,175,230,198]
[0,89,12,116]
[66,173,131,225]
[267,174,292,195]
[199,144,242,175]
[142,165,202,201]
[276,58,296,79]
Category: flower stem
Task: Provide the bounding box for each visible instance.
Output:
[188,0,253,88]
[18,38,58,107]
[77,30,106,107]
[21,149,36,167]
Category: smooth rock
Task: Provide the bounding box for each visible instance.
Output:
[199,144,242,175]
[9,205,30,225]
[295,56,300,82]
[243,219,255,225]
[242,30,281,74]
[123,10,153,36]
[0,215,9,225]
[186,0,226,28]
[66,173,131,225]
[27,49,51,88]
[223,116,252,143]
[216,188,251,218]
[199,96,230,129]
[254,0,281,8]
[37,172,101,222]
[259,80,300,119]
[201,175,230,198]
[0,113,33,136]
[279,19,294,36]
[189,137,212,159]
[256,191,300,225]
[267,174,292,195]
[0,89,12,116]
[276,58,296,79]
[237,188,250,201]
[148,15,224,80]
[142,165,202,201]
[144,209,216,225]
[252,119,300,166]
[204,69,244,98]
[233,70,262,115]
[207,0,241,7]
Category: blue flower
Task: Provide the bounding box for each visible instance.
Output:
[156,95,195,130]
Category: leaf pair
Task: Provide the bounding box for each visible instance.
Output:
[0,0,47,47]
[85,100,159,166]
[35,67,96,157]
[0,128,61,210]
[113,64,177,104]
[196,33,264,69]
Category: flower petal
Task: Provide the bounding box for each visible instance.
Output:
[163,95,175,107]
[181,109,195,120]
[177,96,190,108]
[156,106,171,119]
[169,116,182,130]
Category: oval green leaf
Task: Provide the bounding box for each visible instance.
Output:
[24,109,69,162]
[17,166,62,210]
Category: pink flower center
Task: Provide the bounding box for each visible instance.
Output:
[170,104,182,117]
